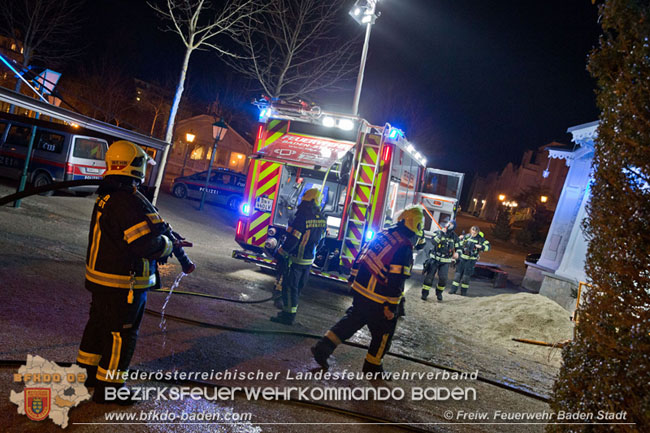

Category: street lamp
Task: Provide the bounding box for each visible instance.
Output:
[350,0,379,115]
[199,118,228,211]
[180,131,196,178]
[498,194,506,202]
[540,195,548,203]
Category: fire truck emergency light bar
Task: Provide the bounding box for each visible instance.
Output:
[257,102,427,166]
[384,125,427,166]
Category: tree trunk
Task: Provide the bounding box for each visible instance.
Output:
[152,46,193,205]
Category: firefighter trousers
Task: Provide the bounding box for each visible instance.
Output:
[423,261,450,293]
[322,299,397,368]
[451,258,476,295]
[281,263,311,315]
[77,287,147,385]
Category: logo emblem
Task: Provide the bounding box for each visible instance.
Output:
[25,388,50,421]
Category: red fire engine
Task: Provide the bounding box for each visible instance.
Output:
[232,100,459,282]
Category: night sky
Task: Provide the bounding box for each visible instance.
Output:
[76,0,602,176]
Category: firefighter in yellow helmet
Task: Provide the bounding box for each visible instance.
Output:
[311,206,424,373]
[270,187,327,325]
[77,140,193,404]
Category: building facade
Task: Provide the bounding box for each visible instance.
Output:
[163,114,253,191]
[466,143,570,221]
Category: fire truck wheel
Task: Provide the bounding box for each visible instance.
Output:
[173,183,188,199]
[33,172,54,196]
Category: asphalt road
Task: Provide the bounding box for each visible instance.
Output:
[0,184,557,432]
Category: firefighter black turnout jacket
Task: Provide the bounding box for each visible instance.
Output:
[85,176,173,294]
[455,232,490,261]
[277,200,326,266]
[349,224,414,312]
[429,229,459,263]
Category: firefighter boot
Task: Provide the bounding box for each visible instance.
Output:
[311,338,336,369]
[460,287,468,296]
[421,285,431,300]
[363,360,391,380]
[436,289,444,302]
[93,382,137,406]
[78,363,98,388]
[270,311,295,325]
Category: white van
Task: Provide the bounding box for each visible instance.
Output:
[0,113,108,195]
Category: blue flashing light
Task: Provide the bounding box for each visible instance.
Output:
[241,203,250,216]
[365,229,375,242]
[258,108,271,121]
[388,127,403,140]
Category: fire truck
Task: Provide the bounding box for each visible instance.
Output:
[232,100,461,282]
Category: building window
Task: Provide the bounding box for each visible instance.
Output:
[228,152,245,172]
[190,146,204,160]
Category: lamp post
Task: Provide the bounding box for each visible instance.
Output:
[180,131,195,178]
[199,118,228,211]
[350,0,379,116]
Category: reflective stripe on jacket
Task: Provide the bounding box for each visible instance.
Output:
[350,225,414,309]
[429,229,458,262]
[278,201,326,266]
[85,179,172,291]
[455,233,490,261]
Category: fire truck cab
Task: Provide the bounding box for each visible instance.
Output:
[232,100,439,282]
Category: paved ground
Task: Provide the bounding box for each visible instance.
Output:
[0,183,561,432]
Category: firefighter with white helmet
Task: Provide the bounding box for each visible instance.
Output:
[77,140,192,404]
[311,206,424,373]
[270,187,327,325]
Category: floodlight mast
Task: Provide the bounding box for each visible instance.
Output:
[350,0,379,116]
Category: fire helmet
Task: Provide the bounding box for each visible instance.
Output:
[445,220,457,231]
[104,140,153,182]
[301,188,322,204]
[397,206,425,237]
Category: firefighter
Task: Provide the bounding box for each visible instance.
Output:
[311,206,424,373]
[76,140,191,404]
[450,225,490,296]
[421,220,458,301]
[270,187,326,325]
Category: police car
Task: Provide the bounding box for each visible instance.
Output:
[171,168,246,210]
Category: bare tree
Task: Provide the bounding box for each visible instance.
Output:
[225,0,360,101]
[0,0,84,98]
[74,60,135,127]
[148,0,263,203]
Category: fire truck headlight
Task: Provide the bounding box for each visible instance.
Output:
[327,216,341,227]
[241,203,250,216]
[322,116,335,127]
[268,226,277,237]
[365,229,375,241]
[338,119,354,131]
